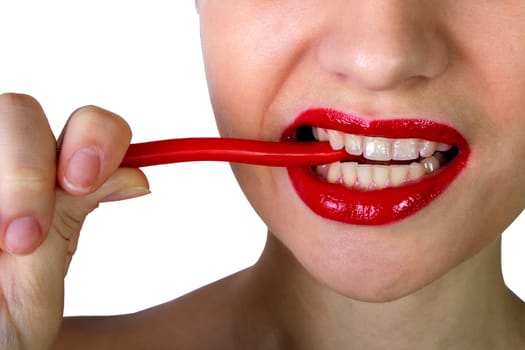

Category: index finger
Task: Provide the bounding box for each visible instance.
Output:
[0,93,56,254]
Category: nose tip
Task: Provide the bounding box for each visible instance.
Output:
[317,5,449,91]
[346,35,449,91]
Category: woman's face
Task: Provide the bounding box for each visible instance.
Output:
[197,1,525,301]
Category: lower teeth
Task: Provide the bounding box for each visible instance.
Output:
[316,153,444,190]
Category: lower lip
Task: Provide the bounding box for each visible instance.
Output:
[283,109,470,226]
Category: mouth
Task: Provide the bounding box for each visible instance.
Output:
[282,108,470,225]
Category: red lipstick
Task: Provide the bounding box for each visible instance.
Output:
[283,108,470,225]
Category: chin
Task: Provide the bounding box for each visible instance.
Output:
[308,258,443,303]
[328,274,429,303]
[275,220,464,304]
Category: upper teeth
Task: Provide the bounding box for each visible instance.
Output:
[314,127,452,161]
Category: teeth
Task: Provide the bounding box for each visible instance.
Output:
[341,162,358,187]
[315,164,330,178]
[390,165,409,186]
[419,141,437,158]
[422,156,440,174]
[312,127,453,191]
[327,162,342,183]
[356,165,373,189]
[344,134,364,156]
[313,127,330,142]
[364,137,392,161]
[436,143,452,152]
[392,139,420,161]
[327,129,345,150]
[408,162,425,181]
[373,166,390,189]
[314,127,451,162]
[321,156,443,191]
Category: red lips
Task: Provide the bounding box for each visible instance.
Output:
[282,108,470,225]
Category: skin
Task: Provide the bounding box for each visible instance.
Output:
[0,1,524,349]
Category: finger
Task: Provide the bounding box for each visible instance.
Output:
[0,93,56,254]
[54,167,150,275]
[57,105,132,195]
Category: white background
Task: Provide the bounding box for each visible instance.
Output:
[0,1,522,316]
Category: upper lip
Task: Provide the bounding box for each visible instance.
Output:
[282,108,467,147]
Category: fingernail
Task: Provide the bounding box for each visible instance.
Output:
[64,147,102,193]
[5,217,42,254]
[101,187,151,203]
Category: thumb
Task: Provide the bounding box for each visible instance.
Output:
[33,167,149,273]
[53,167,150,272]
[89,167,151,204]
[55,167,149,240]
[2,167,149,348]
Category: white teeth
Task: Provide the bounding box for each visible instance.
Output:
[327,162,342,183]
[373,166,390,189]
[390,165,409,186]
[312,127,453,191]
[316,128,453,163]
[327,129,345,150]
[344,134,364,156]
[342,162,358,187]
[419,141,437,158]
[321,157,442,191]
[436,143,452,152]
[314,127,330,142]
[408,162,425,181]
[392,139,420,161]
[356,165,373,189]
[364,137,392,161]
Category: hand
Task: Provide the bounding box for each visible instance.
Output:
[0,93,149,350]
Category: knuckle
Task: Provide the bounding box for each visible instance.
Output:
[53,195,99,242]
[53,209,84,242]
[2,166,54,193]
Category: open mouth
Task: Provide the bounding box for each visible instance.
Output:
[296,125,459,191]
[282,108,470,226]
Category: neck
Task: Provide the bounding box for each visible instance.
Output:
[247,234,524,350]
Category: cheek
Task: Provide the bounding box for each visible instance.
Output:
[199,3,321,138]
[199,14,265,136]
[472,147,525,238]
[460,84,525,242]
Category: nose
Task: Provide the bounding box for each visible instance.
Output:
[317,1,449,91]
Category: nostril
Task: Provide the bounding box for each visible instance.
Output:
[315,3,449,92]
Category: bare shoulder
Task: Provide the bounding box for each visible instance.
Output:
[56,267,283,350]
[127,269,251,349]
[55,269,251,350]
[121,266,280,349]
[522,301,525,337]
